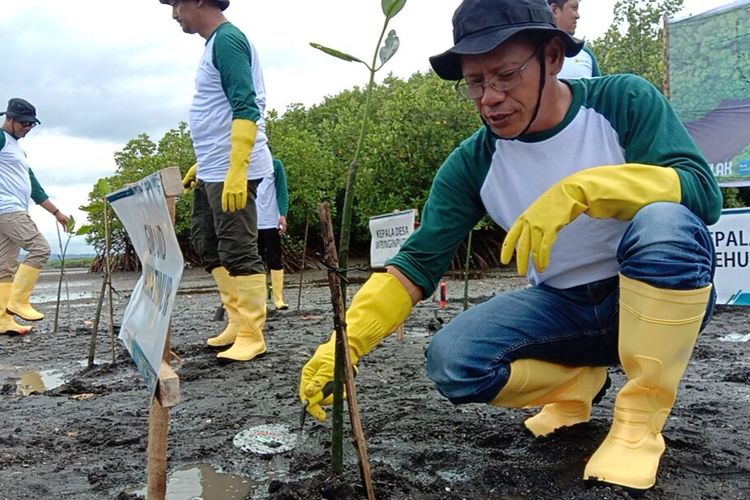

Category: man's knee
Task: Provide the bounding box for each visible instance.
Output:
[426,330,502,404]
[24,237,51,267]
[620,202,715,288]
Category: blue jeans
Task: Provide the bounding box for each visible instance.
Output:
[425,203,717,404]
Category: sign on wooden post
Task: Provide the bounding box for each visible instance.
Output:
[709,208,750,305]
[368,209,417,268]
[105,167,184,499]
[106,168,184,398]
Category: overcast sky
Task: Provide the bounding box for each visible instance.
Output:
[0,0,733,255]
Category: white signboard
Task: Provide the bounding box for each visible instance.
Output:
[106,173,184,397]
[709,208,750,305]
[369,209,417,267]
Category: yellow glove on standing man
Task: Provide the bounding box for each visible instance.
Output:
[182,163,198,192]
[223,119,258,212]
[300,272,414,422]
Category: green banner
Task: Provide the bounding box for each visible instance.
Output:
[669,1,750,186]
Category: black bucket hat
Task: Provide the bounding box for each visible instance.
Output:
[430,0,584,80]
[158,0,229,11]
[0,98,41,125]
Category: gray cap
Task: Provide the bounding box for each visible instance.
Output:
[429,0,583,80]
[0,98,41,124]
[158,0,229,11]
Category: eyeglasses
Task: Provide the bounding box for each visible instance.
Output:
[17,120,36,129]
[455,47,541,100]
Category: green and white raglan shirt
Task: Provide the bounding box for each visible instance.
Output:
[190,22,273,182]
[388,74,722,295]
[559,44,601,79]
[256,158,289,230]
[0,131,33,214]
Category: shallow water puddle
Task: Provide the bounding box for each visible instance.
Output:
[134,463,256,499]
[718,332,750,342]
[3,359,107,396]
[16,369,66,395]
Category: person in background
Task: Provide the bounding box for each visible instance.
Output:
[161,0,274,362]
[299,0,720,493]
[547,0,601,78]
[256,155,290,310]
[0,98,70,335]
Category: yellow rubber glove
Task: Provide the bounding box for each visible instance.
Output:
[182,163,198,192]
[223,119,258,212]
[300,272,413,422]
[501,164,681,275]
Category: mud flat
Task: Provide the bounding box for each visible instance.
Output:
[1,268,748,499]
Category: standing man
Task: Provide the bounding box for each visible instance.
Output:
[257,155,290,311]
[547,0,601,78]
[0,98,70,335]
[299,0,721,493]
[160,0,274,362]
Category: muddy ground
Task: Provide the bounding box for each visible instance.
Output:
[0,266,748,499]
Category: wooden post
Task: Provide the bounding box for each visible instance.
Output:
[146,167,183,500]
[318,202,376,500]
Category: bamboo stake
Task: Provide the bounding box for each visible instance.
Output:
[296,211,310,311]
[88,271,107,369]
[88,198,118,368]
[318,202,376,499]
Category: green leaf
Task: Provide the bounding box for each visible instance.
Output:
[309,43,364,63]
[76,224,93,236]
[379,30,400,65]
[94,178,112,197]
[381,0,406,19]
[67,215,76,233]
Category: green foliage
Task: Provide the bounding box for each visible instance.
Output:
[45,256,95,269]
[81,122,195,266]
[267,71,479,251]
[590,0,684,88]
[722,187,750,209]
[309,1,407,274]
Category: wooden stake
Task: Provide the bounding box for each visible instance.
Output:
[318,202,376,500]
[146,167,183,500]
[104,202,116,363]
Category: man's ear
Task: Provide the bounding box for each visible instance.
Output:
[546,37,566,76]
[549,4,561,18]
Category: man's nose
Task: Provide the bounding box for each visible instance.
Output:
[481,85,508,105]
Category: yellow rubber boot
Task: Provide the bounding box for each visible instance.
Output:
[271,269,288,310]
[217,274,267,362]
[8,264,44,321]
[206,267,240,347]
[0,283,31,335]
[490,359,609,437]
[584,274,711,491]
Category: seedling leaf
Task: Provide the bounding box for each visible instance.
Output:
[310,43,364,64]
